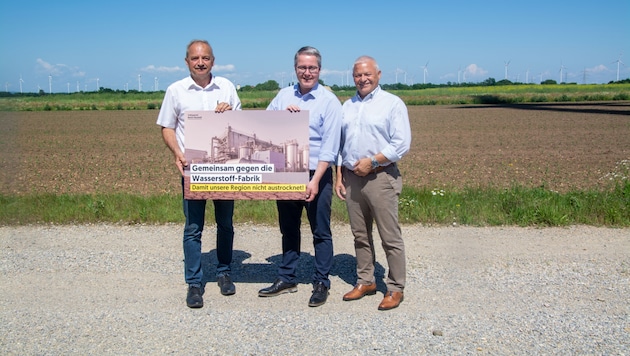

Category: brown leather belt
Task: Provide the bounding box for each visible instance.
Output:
[372,165,387,173]
[344,163,395,176]
[372,163,395,174]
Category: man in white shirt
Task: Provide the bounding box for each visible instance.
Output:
[335,55,412,311]
[156,40,241,308]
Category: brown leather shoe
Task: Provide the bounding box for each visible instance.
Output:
[378,291,404,310]
[342,283,377,301]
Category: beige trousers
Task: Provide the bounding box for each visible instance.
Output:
[343,165,406,292]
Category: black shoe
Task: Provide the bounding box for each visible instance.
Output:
[186,285,203,308]
[217,274,236,296]
[308,282,329,307]
[258,278,297,297]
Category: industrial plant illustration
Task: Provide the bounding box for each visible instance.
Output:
[185,124,309,173]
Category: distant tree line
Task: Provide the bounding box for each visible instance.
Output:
[1,77,629,98]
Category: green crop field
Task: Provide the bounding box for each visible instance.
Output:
[1,83,629,111]
[1,95,629,226]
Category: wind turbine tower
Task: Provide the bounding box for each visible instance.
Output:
[559,62,566,83]
[504,60,511,80]
[19,76,23,94]
[525,68,530,84]
[138,74,142,91]
[422,62,429,84]
[49,74,52,94]
[96,78,100,91]
[346,66,350,86]
[154,77,158,91]
[613,54,624,82]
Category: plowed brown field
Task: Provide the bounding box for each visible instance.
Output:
[1,102,629,196]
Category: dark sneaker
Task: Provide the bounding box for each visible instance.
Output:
[186,285,203,308]
[308,282,329,307]
[217,274,236,296]
[258,278,298,297]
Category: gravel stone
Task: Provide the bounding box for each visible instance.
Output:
[1,224,628,354]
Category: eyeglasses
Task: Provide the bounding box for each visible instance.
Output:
[296,66,320,73]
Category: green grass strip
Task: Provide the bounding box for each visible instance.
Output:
[1,181,628,226]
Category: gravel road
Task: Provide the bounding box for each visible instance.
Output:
[1,224,629,355]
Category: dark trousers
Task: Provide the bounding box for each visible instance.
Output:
[181,178,234,286]
[276,167,333,288]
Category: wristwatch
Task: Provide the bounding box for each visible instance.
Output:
[370,156,379,170]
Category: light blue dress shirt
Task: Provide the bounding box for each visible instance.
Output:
[339,86,411,170]
[267,83,342,170]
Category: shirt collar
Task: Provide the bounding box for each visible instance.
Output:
[356,85,381,102]
[185,75,219,90]
[294,83,320,99]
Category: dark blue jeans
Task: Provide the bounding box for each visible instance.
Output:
[181,179,234,286]
[276,167,333,288]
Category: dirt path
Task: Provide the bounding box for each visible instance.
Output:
[1,224,628,354]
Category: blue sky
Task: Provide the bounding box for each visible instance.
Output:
[1,0,628,93]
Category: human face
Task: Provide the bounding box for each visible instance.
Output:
[295,54,320,94]
[353,60,381,98]
[185,42,214,84]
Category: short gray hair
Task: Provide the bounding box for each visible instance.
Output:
[354,55,380,71]
[186,40,214,59]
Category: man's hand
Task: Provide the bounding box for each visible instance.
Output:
[174,153,188,176]
[215,102,232,113]
[352,157,373,177]
[285,105,301,113]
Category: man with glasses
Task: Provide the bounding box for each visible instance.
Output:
[258,46,342,307]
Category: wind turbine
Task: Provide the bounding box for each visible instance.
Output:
[525,68,530,84]
[138,74,142,91]
[581,67,588,84]
[154,77,158,91]
[96,78,100,91]
[559,62,566,83]
[504,60,511,80]
[48,74,52,94]
[19,75,23,94]
[422,62,429,84]
[346,66,350,86]
[612,54,625,82]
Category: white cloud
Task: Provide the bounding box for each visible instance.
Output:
[588,64,608,73]
[141,65,185,73]
[213,64,235,72]
[36,58,84,77]
[320,69,346,77]
[463,64,488,77]
[35,58,64,76]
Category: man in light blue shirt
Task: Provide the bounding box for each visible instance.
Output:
[258,46,342,307]
[335,55,411,311]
